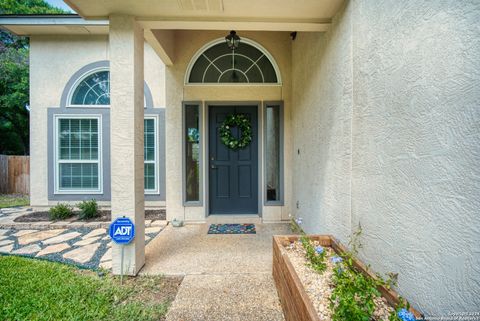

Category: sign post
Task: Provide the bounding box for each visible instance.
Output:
[109,216,135,284]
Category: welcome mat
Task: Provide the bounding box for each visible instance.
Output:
[208,223,256,234]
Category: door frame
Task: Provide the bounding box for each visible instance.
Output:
[205,101,263,217]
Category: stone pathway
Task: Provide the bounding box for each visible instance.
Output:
[0,207,167,270]
[0,226,165,269]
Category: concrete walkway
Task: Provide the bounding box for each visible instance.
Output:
[142,223,290,321]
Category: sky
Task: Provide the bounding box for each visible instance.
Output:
[44,0,75,13]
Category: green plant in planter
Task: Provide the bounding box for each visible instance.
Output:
[289,216,303,234]
[389,297,414,321]
[300,235,327,273]
[329,224,392,321]
[77,199,99,220]
[49,203,74,220]
[330,256,381,321]
[290,216,327,273]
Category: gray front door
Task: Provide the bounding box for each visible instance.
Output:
[209,105,258,214]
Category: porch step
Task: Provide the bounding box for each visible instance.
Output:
[206,215,262,224]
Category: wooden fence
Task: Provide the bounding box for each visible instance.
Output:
[0,155,30,195]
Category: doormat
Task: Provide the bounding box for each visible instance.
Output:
[208,223,256,234]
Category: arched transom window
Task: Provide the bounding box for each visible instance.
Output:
[187,39,280,84]
[70,69,110,106]
[67,68,153,108]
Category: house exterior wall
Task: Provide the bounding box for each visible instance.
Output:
[292,0,480,314]
[29,35,166,207]
[165,30,292,222]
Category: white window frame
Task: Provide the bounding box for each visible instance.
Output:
[66,67,147,108]
[144,115,160,195]
[54,114,103,194]
[66,67,111,108]
[185,37,283,86]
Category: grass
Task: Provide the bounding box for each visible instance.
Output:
[0,194,29,208]
[0,256,180,321]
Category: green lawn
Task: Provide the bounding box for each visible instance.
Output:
[0,256,179,321]
[0,194,29,208]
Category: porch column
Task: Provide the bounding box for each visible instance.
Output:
[109,15,145,275]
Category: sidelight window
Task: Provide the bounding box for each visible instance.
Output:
[264,102,283,204]
[183,102,203,204]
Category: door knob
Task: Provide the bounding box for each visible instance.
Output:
[211,165,217,169]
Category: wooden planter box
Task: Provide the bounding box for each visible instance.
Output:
[272,235,422,321]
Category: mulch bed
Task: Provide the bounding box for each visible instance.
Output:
[14,209,166,223]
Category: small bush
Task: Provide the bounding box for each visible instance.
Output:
[300,235,327,273]
[77,199,99,220]
[49,203,73,220]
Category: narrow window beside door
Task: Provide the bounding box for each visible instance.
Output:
[183,103,202,204]
[265,103,283,204]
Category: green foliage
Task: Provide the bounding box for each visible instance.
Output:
[300,235,327,273]
[348,223,363,256]
[0,256,170,321]
[219,114,253,150]
[378,271,399,290]
[291,217,326,273]
[49,203,73,220]
[0,47,29,155]
[0,0,66,50]
[0,194,29,208]
[77,199,99,220]
[0,0,66,14]
[388,297,411,321]
[329,225,402,321]
[290,217,303,234]
[0,0,68,155]
[330,263,381,321]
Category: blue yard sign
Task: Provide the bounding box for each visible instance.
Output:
[109,217,135,245]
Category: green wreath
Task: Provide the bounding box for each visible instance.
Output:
[219,114,252,150]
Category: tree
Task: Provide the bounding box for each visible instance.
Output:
[0,48,29,154]
[0,0,65,14]
[0,0,66,155]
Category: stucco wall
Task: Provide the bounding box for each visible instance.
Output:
[292,0,480,314]
[29,35,166,206]
[291,4,353,244]
[165,30,292,222]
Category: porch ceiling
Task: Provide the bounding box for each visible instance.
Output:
[65,0,344,31]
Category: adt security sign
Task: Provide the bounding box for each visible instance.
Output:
[109,217,135,245]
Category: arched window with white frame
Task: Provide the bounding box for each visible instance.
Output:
[69,69,110,107]
[186,38,282,84]
[57,63,160,195]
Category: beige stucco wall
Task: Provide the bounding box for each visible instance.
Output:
[165,30,292,222]
[29,35,165,207]
[292,0,480,314]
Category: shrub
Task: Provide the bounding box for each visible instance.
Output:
[300,235,327,273]
[329,258,381,321]
[77,199,99,220]
[49,203,73,220]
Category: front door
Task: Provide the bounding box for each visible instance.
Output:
[209,105,258,214]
